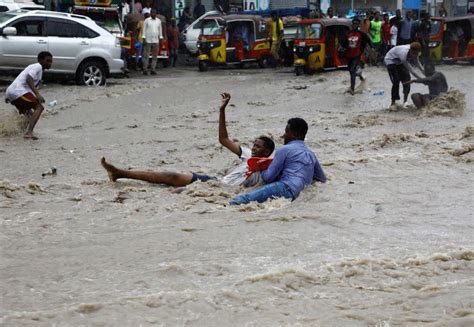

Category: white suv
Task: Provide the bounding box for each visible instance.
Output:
[0,10,124,86]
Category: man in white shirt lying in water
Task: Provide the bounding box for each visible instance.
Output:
[101,93,275,187]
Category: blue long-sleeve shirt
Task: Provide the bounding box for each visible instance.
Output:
[261,140,326,198]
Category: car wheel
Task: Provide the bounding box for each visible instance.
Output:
[77,60,106,86]
[198,60,208,72]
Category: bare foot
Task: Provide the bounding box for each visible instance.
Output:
[100,157,119,182]
[23,133,38,140]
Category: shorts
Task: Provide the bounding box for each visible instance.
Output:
[191,173,217,183]
[11,93,39,115]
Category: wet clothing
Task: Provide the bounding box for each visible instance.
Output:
[221,147,253,186]
[261,140,326,198]
[191,147,264,187]
[10,92,39,114]
[230,140,326,205]
[385,45,414,102]
[384,44,411,66]
[5,63,42,102]
[424,72,448,96]
[387,64,411,103]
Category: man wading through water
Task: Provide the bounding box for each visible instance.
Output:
[342,18,368,95]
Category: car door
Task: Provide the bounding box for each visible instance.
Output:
[45,18,92,72]
[1,17,47,68]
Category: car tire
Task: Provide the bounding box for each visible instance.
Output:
[76,60,106,86]
[198,60,208,72]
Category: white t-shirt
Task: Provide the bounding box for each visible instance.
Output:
[221,147,252,186]
[390,25,398,46]
[5,63,42,102]
[384,44,410,66]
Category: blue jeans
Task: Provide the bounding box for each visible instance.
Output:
[135,44,144,66]
[229,181,294,205]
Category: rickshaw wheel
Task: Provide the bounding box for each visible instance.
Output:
[295,66,304,76]
[198,61,208,72]
[257,57,267,68]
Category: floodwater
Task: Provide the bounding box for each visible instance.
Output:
[1,65,473,326]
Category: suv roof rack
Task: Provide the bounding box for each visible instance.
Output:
[26,10,92,20]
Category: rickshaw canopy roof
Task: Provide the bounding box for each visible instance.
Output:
[299,18,352,28]
[202,14,268,38]
[432,15,474,35]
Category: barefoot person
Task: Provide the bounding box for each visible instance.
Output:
[5,52,53,139]
[230,118,326,205]
[101,93,275,187]
[404,63,448,109]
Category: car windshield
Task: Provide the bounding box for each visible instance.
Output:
[297,23,322,39]
[201,19,222,36]
[0,12,18,25]
[430,20,441,36]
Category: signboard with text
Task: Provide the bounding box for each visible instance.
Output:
[243,0,269,11]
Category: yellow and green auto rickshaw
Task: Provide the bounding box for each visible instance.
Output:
[197,15,271,71]
[293,18,352,75]
[429,15,474,64]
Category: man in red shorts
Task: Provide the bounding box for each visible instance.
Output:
[5,51,53,139]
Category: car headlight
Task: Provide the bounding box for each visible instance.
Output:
[197,43,201,48]
[309,47,314,52]
[428,41,439,48]
[293,47,296,52]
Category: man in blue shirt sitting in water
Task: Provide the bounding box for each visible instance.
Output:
[230,117,326,205]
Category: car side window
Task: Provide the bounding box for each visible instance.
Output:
[0,6,9,12]
[46,19,99,38]
[11,19,45,36]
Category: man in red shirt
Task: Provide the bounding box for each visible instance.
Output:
[167,17,180,67]
[381,13,391,55]
[342,18,368,95]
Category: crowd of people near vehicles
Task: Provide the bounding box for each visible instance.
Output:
[5,2,471,205]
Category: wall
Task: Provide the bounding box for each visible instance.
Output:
[331,0,398,13]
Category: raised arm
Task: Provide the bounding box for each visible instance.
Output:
[218,92,242,157]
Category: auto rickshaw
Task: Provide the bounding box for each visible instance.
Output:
[429,15,474,64]
[197,15,271,71]
[293,18,352,75]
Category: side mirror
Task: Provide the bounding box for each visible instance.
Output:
[2,27,17,36]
